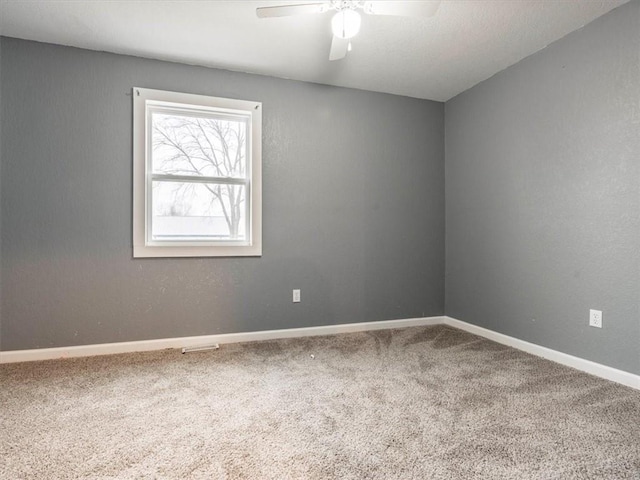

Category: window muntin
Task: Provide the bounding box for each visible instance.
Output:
[133,88,261,257]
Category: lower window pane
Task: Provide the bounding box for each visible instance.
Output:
[152,181,247,242]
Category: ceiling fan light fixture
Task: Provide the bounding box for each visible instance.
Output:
[331,9,361,39]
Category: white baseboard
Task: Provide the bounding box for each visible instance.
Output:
[2,314,637,391]
[443,316,640,391]
[0,316,444,364]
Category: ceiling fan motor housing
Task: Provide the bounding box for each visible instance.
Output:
[331,1,366,12]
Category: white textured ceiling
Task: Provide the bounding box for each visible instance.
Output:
[0,0,630,101]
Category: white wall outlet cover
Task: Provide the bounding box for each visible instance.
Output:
[589,309,602,328]
[293,289,301,303]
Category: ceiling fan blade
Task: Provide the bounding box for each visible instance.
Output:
[256,3,328,18]
[329,35,349,61]
[364,1,441,17]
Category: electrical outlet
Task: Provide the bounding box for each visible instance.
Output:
[589,309,602,328]
[293,289,301,303]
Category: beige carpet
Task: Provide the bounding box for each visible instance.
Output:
[1,325,639,479]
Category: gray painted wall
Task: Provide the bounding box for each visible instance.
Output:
[0,38,445,350]
[445,2,639,374]
[2,2,638,377]
[0,38,3,348]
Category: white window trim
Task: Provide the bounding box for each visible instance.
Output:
[133,87,262,258]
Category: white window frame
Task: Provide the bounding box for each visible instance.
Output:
[133,87,262,258]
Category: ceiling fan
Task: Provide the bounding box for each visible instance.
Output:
[256,1,441,61]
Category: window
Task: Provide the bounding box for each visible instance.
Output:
[133,87,262,257]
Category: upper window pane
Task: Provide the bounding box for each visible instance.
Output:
[151,110,248,179]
